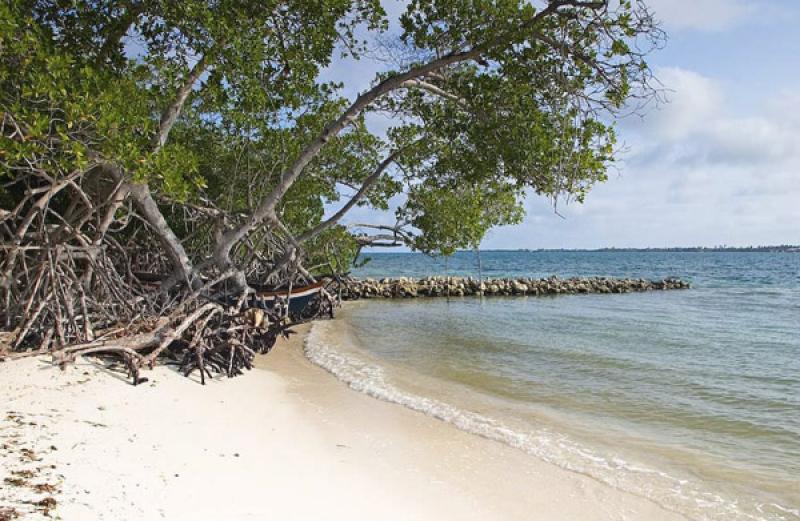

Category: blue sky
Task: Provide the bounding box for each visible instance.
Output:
[325,0,800,249]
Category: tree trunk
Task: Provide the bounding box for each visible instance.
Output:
[296,148,403,243]
[102,164,194,284]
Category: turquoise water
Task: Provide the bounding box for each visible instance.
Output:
[307,251,799,521]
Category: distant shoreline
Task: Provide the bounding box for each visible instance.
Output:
[364,246,800,253]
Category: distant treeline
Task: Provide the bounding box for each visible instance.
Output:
[507,246,800,253]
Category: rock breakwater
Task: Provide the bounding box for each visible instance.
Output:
[339,276,689,299]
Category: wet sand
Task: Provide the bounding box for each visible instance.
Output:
[0,323,686,520]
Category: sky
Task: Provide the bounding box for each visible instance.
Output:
[325,0,800,249]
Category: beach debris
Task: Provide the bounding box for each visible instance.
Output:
[33,497,56,516]
[31,484,56,494]
[0,410,62,520]
[19,449,38,462]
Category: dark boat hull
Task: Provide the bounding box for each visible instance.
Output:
[245,281,323,314]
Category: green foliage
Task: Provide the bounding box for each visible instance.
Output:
[1,0,660,268]
[303,225,363,275]
[2,2,178,188]
[134,143,203,201]
[403,180,524,256]
[375,0,655,255]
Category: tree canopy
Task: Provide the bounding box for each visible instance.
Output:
[1,0,663,354]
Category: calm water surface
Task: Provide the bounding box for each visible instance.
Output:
[308,251,799,521]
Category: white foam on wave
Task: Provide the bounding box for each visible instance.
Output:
[304,320,798,521]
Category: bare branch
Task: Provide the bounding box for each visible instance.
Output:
[153,54,210,152]
[297,148,405,243]
[95,1,146,65]
[401,79,468,107]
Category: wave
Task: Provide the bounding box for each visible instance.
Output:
[304,320,798,521]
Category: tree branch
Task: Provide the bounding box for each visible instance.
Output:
[153,54,210,152]
[210,2,574,268]
[401,79,468,107]
[350,223,415,248]
[296,148,404,243]
[101,164,194,284]
[95,1,146,65]
[106,53,212,285]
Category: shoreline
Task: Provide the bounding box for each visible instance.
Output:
[1,322,686,520]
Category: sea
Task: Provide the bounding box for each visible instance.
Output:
[305,250,799,521]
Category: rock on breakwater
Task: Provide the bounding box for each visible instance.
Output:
[339,276,690,299]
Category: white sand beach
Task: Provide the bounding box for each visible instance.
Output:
[1,322,687,521]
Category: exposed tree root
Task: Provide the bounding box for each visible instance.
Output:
[0,150,336,385]
[37,297,321,385]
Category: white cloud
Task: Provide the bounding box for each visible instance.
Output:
[643,0,754,32]
[483,67,800,249]
[628,67,800,167]
[640,67,722,141]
